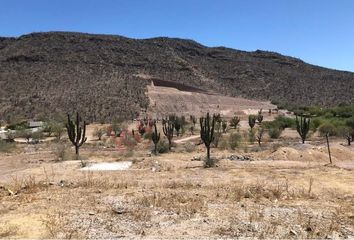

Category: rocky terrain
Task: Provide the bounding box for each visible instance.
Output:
[1,31,354,122]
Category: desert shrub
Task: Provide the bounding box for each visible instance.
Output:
[105,138,116,148]
[218,137,229,150]
[213,131,222,147]
[310,117,322,132]
[93,127,105,140]
[32,131,44,141]
[157,139,169,153]
[263,115,295,130]
[143,130,153,140]
[15,128,32,143]
[184,142,196,153]
[346,117,354,130]
[248,130,256,144]
[275,115,296,129]
[318,123,337,136]
[52,143,67,161]
[5,131,16,142]
[0,140,16,152]
[52,122,65,141]
[121,131,138,148]
[229,133,242,150]
[6,120,29,130]
[268,127,282,139]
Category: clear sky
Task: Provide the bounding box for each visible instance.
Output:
[1,0,353,72]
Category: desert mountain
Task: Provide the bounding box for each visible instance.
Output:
[0,31,353,122]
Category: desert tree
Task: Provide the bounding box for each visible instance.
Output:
[52,122,65,141]
[200,112,216,168]
[338,126,353,146]
[296,115,310,144]
[222,120,227,133]
[162,119,174,150]
[66,112,87,162]
[248,115,257,129]
[151,121,160,154]
[229,115,240,129]
[256,127,265,146]
[346,117,354,143]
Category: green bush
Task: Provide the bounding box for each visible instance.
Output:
[229,133,242,150]
[310,118,322,132]
[263,116,295,130]
[157,139,169,153]
[346,117,354,129]
[6,120,29,130]
[318,123,337,136]
[268,127,282,139]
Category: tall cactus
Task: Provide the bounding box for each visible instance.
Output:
[162,119,174,150]
[151,121,160,154]
[296,115,310,144]
[66,112,87,161]
[200,112,215,168]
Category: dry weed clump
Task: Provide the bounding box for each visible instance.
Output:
[5,175,42,195]
[133,191,207,219]
[214,179,317,202]
[76,172,139,190]
[215,205,348,239]
[41,211,80,239]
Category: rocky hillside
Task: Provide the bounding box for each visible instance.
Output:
[0,31,353,122]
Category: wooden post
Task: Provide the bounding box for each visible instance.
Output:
[325,133,332,164]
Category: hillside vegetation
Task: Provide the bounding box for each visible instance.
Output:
[1,32,354,122]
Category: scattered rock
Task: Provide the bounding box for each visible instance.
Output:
[191,156,202,161]
[227,155,253,161]
[244,190,253,198]
[151,161,161,172]
[112,208,127,215]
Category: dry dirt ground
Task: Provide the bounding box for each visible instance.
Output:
[0,123,354,239]
[146,85,276,119]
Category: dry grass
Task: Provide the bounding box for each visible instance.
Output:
[0,138,354,238]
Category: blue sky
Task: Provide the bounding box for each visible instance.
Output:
[1,0,353,72]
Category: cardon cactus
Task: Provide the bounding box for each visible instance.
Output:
[296,115,310,144]
[200,112,216,167]
[66,112,87,162]
[162,118,174,150]
[151,121,160,154]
